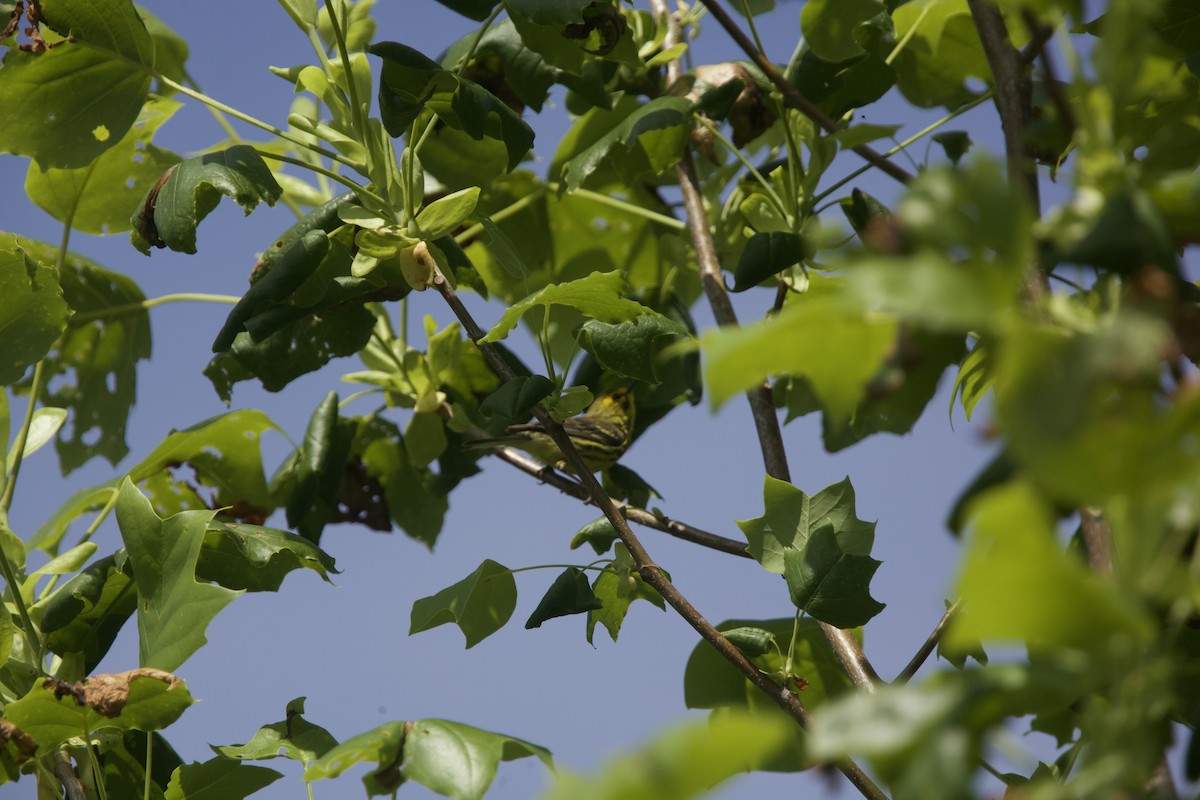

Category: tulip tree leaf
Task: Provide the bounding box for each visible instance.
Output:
[305,718,551,799]
[782,523,886,628]
[116,479,241,671]
[483,271,653,343]
[409,559,517,648]
[0,0,154,169]
[0,235,69,386]
[132,145,283,255]
[25,97,182,235]
[371,41,534,171]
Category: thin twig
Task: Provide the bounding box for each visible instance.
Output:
[1020,11,1077,135]
[896,600,960,683]
[489,445,753,557]
[1079,508,1113,574]
[694,0,912,185]
[432,268,886,800]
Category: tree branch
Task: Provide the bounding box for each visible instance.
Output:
[966,0,1049,300]
[655,0,883,694]
[432,269,887,800]
[693,0,912,185]
[486,443,753,558]
[896,600,959,683]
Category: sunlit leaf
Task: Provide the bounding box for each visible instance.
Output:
[409,559,516,648]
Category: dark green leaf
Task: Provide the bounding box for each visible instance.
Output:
[205,302,375,401]
[213,230,329,352]
[40,551,137,672]
[732,232,811,292]
[479,375,554,421]
[359,418,448,546]
[932,131,971,163]
[164,757,282,800]
[132,145,283,255]
[560,97,691,191]
[0,0,154,169]
[738,476,876,574]
[410,559,517,648]
[371,41,534,171]
[800,0,887,62]
[601,464,661,507]
[526,567,603,628]
[196,521,338,592]
[574,313,689,383]
[782,523,886,628]
[838,188,891,237]
[116,479,240,671]
[721,626,777,658]
[508,0,594,25]
[283,391,356,543]
[247,191,352,286]
[0,234,69,385]
[789,21,895,119]
[39,246,151,472]
[432,0,499,21]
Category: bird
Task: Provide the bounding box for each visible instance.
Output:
[466,386,636,474]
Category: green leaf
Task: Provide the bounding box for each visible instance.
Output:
[305,718,552,799]
[7,406,66,464]
[945,482,1155,655]
[359,418,448,546]
[701,291,896,420]
[782,524,886,628]
[478,375,555,421]
[205,302,376,401]
[24,97,182,234]
[684,617,856,712]
[0,0,154,169]
[478,216,528,279]
[932,130,972,163]
[416,187,481,239]
[116,479,241,671]
[732,232,812,292]
[212,230,330,352]
[164,757,282,800]
[371,41,534,171]
[3,669,193,751]
[721,626,777,658]
[283,391,356,543]
[0,234,69,385]
[601,464,661,507]
[800,0,887,62]
[526,567,603,628]
[570,516,618,555]
[738,476,876,574]
[560,97,692,191]
[790,24,896,119]
[213,697,338,763]
[574,313,689,383]
[890,0,991,109]
[409,559,517,648]
[15,241,152,472]
[196,521,339,593]
[587,545,664,643]
[40,551,137,673]
[406,411,448,467]
[540,712,794,800]
[432,0,499,21]
[132,145,283,255]
[483,271,653,343]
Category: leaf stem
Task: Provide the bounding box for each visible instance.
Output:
[810,90,993,206]
[69,294,240,325]
[694,115,789,221]
[153,74,361,171]
[546,183,687,231]
[885,6,931,65]
[254,150,388,207]
[323,0,365,139]
[1,359,47,513]
[0,517,42,668]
